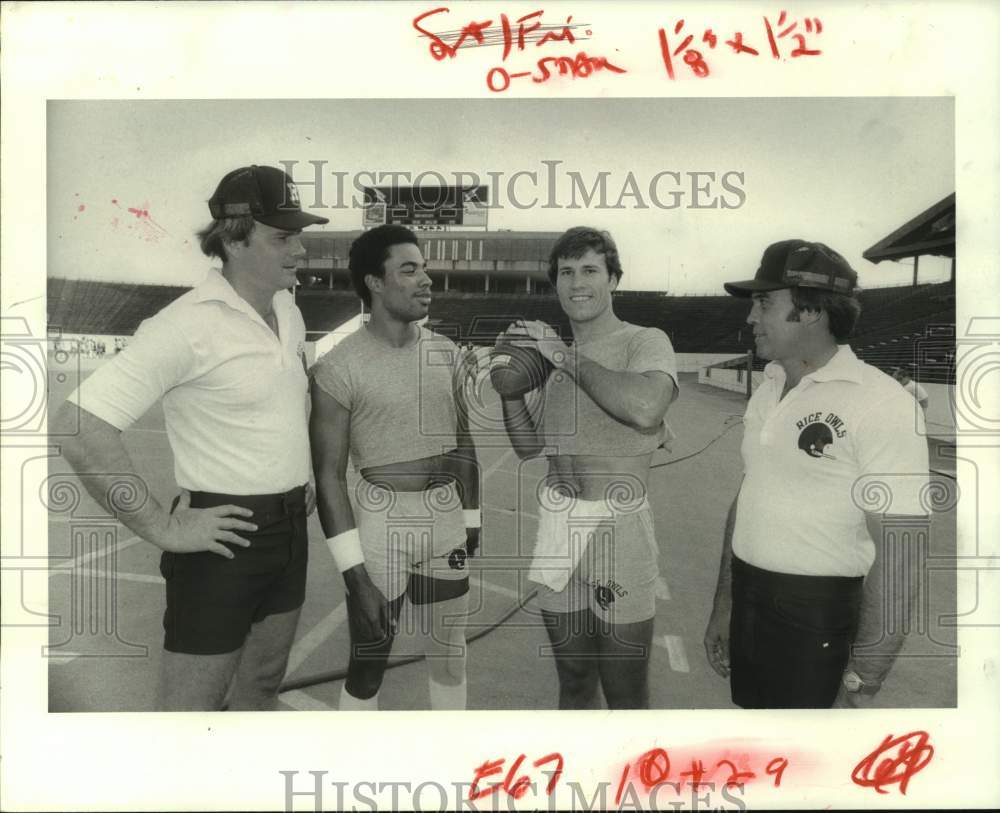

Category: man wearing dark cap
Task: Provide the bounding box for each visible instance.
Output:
[56,165,329,710]
[703,240,929,708]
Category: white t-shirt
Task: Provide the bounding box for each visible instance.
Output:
[733,345,929,577]
[67,270,310,494]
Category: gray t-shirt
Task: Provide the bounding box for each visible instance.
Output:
[311,326,460,470]
[532,322,678,456]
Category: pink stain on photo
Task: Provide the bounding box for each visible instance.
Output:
[110,198,169,242]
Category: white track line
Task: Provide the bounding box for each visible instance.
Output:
[52,534,143,570]
[470,573,524,601]
[48,567,163,585]
[657,634,690,673]
[482,448,514,480]
[280,689,332,711]
[47,655,86,665]
[286,602,348,674]
[486,505,539,521]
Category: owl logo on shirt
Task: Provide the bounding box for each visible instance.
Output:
[594,585,616,611]
[447,547,467,571]
[797,422,837,460]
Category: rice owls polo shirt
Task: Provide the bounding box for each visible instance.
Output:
[733,345,930,577]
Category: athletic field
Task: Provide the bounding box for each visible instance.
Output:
[46,369,958,711]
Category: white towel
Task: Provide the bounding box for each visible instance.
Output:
[528,489,624,592]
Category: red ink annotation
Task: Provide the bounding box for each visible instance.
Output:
[469,753,564,801]
[413,7,587,61]
[658,12,823,79]
[487,52,625,92]
[615,747,788,804]
[413,7,622,92]
[851,731,934,795]
[468,748,788,803]
[412,7,825,91]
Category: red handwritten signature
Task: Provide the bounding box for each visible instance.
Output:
[851,731,934,795]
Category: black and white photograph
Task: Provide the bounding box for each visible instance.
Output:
[2,3,998,812]
[42,96,958,714]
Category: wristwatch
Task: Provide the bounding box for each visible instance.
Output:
[842,669,881,696]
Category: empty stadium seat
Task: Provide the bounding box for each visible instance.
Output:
[46,277,955,384]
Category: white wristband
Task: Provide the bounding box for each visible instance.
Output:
[327,529,364,572]
[463,509,482,529]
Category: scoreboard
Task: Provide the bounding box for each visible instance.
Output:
[363,185,488,228]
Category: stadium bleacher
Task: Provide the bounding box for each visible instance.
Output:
[422,283,955,383]
[47,275,955,383]
[47,278,189,336]
[295,290,361,339]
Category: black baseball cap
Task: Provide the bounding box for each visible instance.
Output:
[208,165,329,230]
[724,239,858,297]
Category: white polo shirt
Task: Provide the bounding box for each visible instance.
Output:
[67,269,310,494]
[733,345,929,577]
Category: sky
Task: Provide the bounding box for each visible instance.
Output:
[47,97,954,294]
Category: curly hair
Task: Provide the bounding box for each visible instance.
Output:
[348,225,419,307]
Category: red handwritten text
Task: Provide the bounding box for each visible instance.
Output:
[658,12,823,79]
[469,752,564,801]
[413,7,585,61]
[487,51,626,92]
[615,747,789,804]
[763,10,823,58]
[414,7,623,92]
[851,731,934,795]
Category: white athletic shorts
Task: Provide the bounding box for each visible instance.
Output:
[354,480,468,601]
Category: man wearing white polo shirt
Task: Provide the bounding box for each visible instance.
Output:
[56,165,329,710]
[703,240,929,708]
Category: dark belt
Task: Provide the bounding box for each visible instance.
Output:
[732,556,863,599]
[187,485,307,530]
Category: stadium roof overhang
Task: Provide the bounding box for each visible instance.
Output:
[863,193,955,263]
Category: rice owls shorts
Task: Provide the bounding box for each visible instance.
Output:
[530,487,660,624]
[354,479,469,601]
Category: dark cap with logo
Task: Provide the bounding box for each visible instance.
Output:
[208,165,329,230]
[724,239,858,297]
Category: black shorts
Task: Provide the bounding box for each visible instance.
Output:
[729,557,863,709]
[160,486,308,655]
